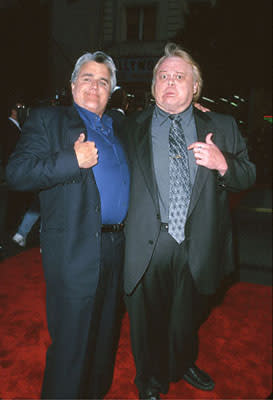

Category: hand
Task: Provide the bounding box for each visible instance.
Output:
[74,133,98,168]
[193,102,211,112]
[188,133,228,175]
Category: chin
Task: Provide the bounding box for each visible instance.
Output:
[163,104,179,113]
[85,101,98,110]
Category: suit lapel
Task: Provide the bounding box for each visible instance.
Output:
[63,105,95,182]
[188,109,214,217]
[64,106,87,144]
[134,108,159,210]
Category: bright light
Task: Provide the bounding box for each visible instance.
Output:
[219,97,228,102]
[264,116,272,124]
[201,96,215,103]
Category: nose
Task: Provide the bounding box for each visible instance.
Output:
[167,76,175,86]
[90,79,99,89]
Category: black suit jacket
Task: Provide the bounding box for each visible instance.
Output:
[123,106,256,295]
[1,118,21,167]
[6,106,103,297]
[106,109,126,129]
[106,109,127,143]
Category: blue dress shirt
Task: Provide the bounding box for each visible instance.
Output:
[74,103,130,224]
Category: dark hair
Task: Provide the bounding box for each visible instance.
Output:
[108,88,129,111]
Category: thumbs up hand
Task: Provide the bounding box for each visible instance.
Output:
[188,133,228,175]
[74,133,98,168]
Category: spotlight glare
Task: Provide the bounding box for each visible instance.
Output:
[201,96,215,103]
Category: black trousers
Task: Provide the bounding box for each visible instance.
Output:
[125,227,208,394]
[41,230,124,399]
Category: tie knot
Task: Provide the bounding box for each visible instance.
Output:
[169,114,182,123]
[169,115,183,131]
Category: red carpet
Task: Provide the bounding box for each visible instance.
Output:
[0,248,272,399]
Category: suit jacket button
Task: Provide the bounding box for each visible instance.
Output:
[148,240,153,245]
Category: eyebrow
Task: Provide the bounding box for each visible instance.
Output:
[80,72,109,83]
[158,70,185,74]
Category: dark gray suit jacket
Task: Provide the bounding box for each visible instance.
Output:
[123,106,256,295]
[6,105,102,298]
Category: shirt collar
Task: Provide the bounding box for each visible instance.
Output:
[9,117,21,130]
[74,102,113,134]
[154,103,194,127]
[113,108,125,115]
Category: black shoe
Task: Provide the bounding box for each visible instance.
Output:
[183,364,215,391]
[139,389,161,399]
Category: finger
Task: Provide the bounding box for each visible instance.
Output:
[194,151,202,160]
[188,142,203,150]
[78,133,85,143]
[205,133,214,144]
[91,143,98,155]
[195,159,206,167]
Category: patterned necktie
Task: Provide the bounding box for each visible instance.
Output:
[168,115,191,244]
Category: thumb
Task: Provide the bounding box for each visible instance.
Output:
[75,133,85,143]
[77,133,85,143]
[206,133,214,144]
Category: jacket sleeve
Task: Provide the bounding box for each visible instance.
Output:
[5,107,81,192]
[215,115,256,192]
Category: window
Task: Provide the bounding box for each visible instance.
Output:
[126,5,156,41]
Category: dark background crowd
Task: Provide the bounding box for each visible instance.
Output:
[0,0,272,256]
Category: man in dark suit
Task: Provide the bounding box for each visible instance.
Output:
[6,51,130,399]
[0,98,29,243]
[123,43,256,399]
[1,100,24,168]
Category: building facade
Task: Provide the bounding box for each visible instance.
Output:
[102,0,188,107]
[48,0,103,97]
[48,0,216,106]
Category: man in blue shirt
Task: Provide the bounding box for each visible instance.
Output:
[6,51,130,399]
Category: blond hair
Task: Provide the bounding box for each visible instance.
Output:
[151,43,203,102]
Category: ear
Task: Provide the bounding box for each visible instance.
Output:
[193,82,198,95]
[71,82,75,91]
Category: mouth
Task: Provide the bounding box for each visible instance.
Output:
[86,91,99,98]
[164,91,176,96]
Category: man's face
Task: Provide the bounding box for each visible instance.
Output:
[154,56,198,114]
[71,61,111,117]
